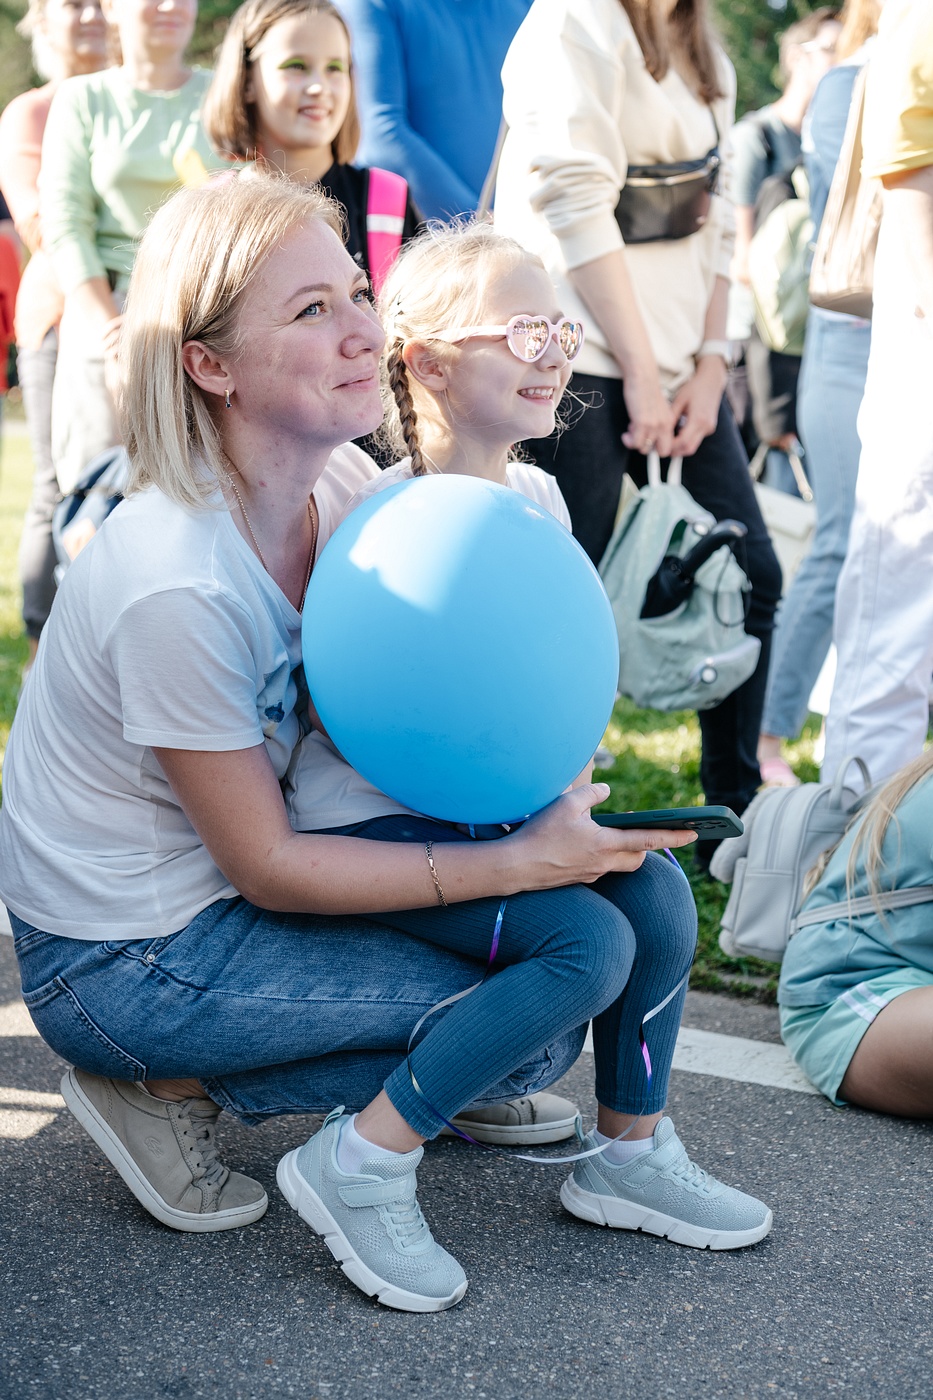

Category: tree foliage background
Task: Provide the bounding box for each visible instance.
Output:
[0,0,831,155]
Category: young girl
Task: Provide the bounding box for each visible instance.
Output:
[202,0,421,290]
[284,223,579,839]
[280,223,772,1303]
[780,750,933,1115]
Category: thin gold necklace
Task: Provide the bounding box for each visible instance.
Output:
[226,472,318,611]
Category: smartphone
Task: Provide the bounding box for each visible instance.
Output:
[594,806,743,841]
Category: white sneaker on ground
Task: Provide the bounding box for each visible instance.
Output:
[560,1117,773,1251]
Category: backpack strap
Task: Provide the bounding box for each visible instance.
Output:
[791,885,933,936]
[366,167,408,297]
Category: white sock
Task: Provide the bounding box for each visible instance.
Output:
[592,1128,655,1166]
[336,1114,409,1175]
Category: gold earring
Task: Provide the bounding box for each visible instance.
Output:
[225,388,232,409]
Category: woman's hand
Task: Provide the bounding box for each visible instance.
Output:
[621,370,676,458]
[509,783,696,888]
[669,356,728,458]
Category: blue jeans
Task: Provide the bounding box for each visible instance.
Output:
[761,311,872,739]
[11,829,696,1139]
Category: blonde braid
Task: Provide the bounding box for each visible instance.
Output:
[387,342,426,476]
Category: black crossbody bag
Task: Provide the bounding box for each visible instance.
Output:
[615,123,721,245]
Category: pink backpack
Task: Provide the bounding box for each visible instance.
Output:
[366,167,409,296]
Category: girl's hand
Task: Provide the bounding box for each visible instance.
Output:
[621,371,676,458]
[670,357,727,458]
[509,783,696,888]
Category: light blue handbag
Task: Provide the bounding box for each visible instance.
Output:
[598,454,761,712]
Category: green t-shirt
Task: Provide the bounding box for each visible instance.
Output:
[40,67,225,296]
[779,771,933,1008]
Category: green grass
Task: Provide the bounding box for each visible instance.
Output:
[0,426,812,1000]
[592,701,823,1002]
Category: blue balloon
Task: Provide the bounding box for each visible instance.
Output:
[302,474,620,824]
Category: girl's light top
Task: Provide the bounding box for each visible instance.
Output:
[39,67,225,297]
[493,0,736,391]
[0,444,378,941]
[779,772,933,1009]
[285,456,571,832]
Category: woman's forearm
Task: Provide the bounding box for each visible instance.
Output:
[152,744,687,916]
[701,275,730,344]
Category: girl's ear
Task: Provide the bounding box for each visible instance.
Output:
[402,341,449,394]
[182,340,232,403]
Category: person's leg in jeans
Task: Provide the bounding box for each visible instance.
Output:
[17,330,61,654]
[760,314,871,748]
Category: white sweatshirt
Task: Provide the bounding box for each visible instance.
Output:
[494,0,736,390]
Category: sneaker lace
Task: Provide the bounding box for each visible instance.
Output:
[670,1157,715,1195]
[180,1101,228,1189]
[385,1195,431,1251]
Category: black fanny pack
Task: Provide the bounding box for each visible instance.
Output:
[614,147,721,245]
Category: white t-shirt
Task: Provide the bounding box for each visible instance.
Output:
[285,458,571,831]
[0,444,379,941]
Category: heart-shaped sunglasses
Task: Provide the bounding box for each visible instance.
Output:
[430,314,585,363]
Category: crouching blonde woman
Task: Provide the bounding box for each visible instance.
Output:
[0,173,771,1315]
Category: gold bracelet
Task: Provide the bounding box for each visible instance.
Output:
[424,840,447,907]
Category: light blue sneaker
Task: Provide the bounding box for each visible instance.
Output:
[277,1108,468,1312]
[560,1118,773,1251]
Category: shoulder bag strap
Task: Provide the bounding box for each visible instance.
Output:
[366,167,409,297]
[792,884,933,935]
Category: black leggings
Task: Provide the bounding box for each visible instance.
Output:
[526,375,782,816]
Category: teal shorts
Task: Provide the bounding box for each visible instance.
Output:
[780,967,933,1105]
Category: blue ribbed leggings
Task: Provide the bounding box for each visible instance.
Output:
[331,816,698,1137]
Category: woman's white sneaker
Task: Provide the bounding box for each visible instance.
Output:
[560,1117,773,1250]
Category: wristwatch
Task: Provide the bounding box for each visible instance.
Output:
[696,339,734,369]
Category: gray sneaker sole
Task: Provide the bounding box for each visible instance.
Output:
[60,1069,269,1233]
[559,1175,773,1250]
[438,1111,580,1145]
[277,1148,468,1313]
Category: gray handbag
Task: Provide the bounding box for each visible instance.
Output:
[598,454,760,712]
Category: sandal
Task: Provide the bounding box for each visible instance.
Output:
[759,756,801,788]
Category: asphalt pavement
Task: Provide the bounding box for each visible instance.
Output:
[2,932,932,1400]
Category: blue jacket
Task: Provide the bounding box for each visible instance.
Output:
[340,0,533,220]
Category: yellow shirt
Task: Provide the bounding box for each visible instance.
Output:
[862,0,933,179]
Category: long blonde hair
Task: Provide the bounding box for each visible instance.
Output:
[202,0,360,165]
[804,750,933,906]
[120,171,344,508]
[377,222,549,476]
